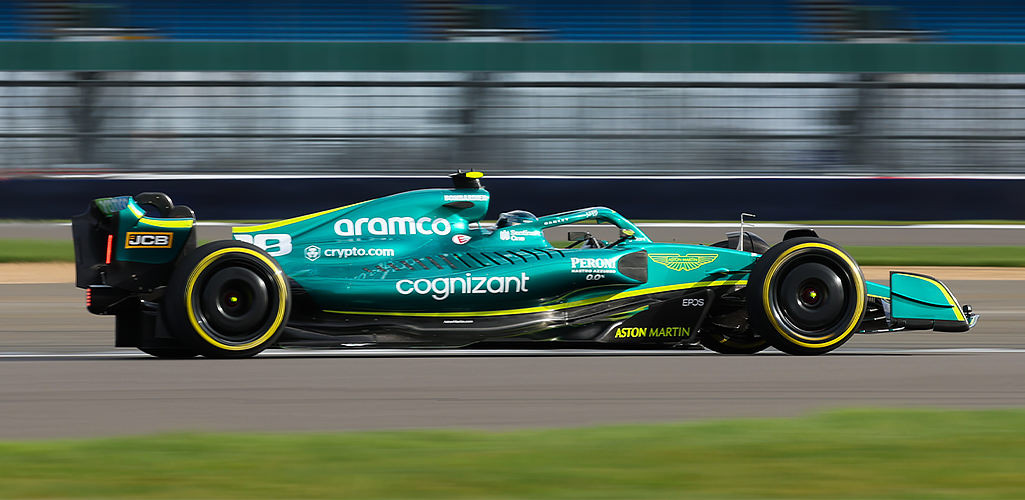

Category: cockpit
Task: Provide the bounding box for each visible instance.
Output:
[495,210,538,228]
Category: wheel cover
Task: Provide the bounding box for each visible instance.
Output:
[199,267,270,336]
[185,248,288,351]
[775,261,847,331]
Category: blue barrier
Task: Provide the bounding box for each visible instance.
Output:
[1,176,1022,221]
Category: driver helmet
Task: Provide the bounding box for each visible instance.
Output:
[495,210,537,228]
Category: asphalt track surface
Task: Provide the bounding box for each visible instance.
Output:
[1,280,1024,439]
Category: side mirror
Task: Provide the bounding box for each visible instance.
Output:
[619,228,636,240]
[567,231,591,242]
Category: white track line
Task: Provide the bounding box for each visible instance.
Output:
[973,309,1025,315]
[2,347,1025,360]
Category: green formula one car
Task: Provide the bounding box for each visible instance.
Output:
[72,172,978,358]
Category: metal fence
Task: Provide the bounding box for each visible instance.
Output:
[2,71,1025,176]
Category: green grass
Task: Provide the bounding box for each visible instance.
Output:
[0,238,74,263]
[846,246,1025,267]
[1,409,1023,499]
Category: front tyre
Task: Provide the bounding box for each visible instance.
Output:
[163,240,291,358]
[747,237,866,355]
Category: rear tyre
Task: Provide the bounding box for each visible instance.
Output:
[163,240,291,358]
[746,237,866,356]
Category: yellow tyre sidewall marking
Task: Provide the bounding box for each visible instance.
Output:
[185,248,288,351]
[762,243,866,348]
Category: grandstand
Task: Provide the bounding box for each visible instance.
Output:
[880,0,1025,42]
[0,1,1020,42]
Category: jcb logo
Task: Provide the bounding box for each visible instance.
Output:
[125,232,173,248]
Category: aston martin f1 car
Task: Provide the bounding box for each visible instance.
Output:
[72,172,978,358]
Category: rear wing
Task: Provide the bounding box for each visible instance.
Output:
[72,193,196,293]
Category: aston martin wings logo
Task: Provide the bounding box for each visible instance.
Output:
[649,253,718,272]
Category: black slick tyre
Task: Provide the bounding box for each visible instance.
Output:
[163,240,291,358]
[746,237,866,355]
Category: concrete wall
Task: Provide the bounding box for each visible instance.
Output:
[5,176,1022,221]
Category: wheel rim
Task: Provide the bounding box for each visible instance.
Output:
[778,262,845,330]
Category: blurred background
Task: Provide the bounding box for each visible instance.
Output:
[1,0,1025,178]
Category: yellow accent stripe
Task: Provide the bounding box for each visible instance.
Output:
[607,304,651,320]
[762,243,866,349]
[902,274,966,322]
[232,201,369,234]
[127,202,144,218]
[125,199,194,228]
[326,280,747,318]
[868,294,887,300]
[185,247,288,351]
[139,217,194,229]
